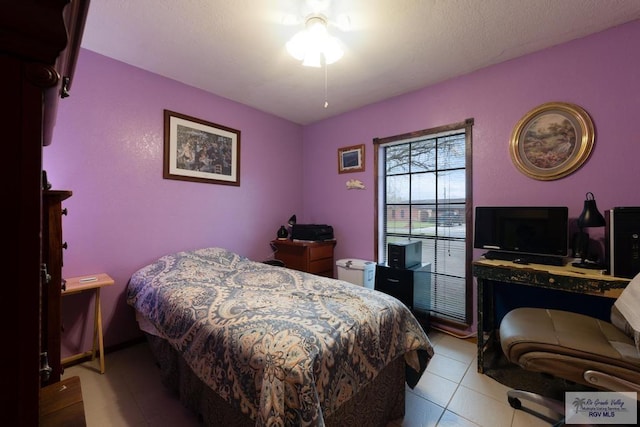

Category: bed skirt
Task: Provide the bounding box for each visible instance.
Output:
[145,333,406,426]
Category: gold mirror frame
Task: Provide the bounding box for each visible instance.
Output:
[509,102,595,180]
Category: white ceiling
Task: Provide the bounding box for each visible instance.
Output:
[81,0,640,125]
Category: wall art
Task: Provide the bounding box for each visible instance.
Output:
[164,110,240,185]
[338,144,365,173]
[510,102,594,180]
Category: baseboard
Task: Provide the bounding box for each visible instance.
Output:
[61,335,146,368]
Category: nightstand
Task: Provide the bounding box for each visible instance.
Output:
[270,239,337,277]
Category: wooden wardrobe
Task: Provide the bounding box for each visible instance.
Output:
[0,1,89,425]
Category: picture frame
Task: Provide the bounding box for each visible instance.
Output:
[163,110,240,186]
[509,102,594,181]
[337,144,365,174]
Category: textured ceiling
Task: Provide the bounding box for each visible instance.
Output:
[81,0,640,125]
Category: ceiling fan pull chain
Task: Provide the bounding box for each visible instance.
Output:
[324,62,329,109]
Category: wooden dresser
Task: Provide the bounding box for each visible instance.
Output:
[271,239,337,278]
[1,1,89,425]
[42,190,73,385]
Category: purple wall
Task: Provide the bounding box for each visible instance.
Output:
[45,50,304,356]
[302,20,640,332]
[304,20,640,263]
[47,20,640,355]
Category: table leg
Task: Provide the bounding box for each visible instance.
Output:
[91,288,105,374]
[476,277,496,373]
[477,277,485,373]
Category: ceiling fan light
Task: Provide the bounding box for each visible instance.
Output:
[306,16,328,39]
[286,31,308,60]
[286,14,344,67]
[302,49,322,67]
[322,36,343,64]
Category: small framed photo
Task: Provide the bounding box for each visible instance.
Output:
[337,144,365,174]
[163,110,240,186]
[509,102,594,181]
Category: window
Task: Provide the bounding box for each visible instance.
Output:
[374,119,473,326]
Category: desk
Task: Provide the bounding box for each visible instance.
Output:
[473,258,630,374]
[62,273,114,374]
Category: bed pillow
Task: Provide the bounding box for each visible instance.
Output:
[611,272,640,353]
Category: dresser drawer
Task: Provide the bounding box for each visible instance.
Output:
[271,239,336,278]
[375,266,414,310]
[274,253,305,271]
[308,244,334,261]
[309,258,334,275]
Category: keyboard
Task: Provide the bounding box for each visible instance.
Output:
[482,250,565,266]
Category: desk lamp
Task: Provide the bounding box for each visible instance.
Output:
[571,192,606,269]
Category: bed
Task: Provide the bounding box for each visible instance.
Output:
[126,247,434,427]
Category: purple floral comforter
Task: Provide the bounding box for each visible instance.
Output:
[127,247,433,427]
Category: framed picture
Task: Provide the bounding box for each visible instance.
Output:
[509,102,594,180]
[337,144,365,173]
[163,110,240,186]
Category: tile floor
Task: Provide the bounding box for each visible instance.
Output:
[62,330,557,426]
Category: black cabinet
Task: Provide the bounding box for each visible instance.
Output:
[375,264,431,330]
[375,266,415,309]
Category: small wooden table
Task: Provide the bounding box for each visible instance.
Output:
[62,273,114,373]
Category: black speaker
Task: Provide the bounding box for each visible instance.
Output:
[606,207,640,279]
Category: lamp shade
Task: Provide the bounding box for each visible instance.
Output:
[286,15,343,67]
[577,192,605,228]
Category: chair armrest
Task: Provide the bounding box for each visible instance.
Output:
[584,370,640,394]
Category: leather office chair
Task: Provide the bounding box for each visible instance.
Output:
[498,275,640,425]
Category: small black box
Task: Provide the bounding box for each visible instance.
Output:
[388,240,422,269]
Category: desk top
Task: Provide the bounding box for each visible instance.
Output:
[473,258,630,298]
[63,273,114,295]
[473,258,629,282]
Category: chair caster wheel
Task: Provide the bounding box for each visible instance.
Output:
[508,396,522,409]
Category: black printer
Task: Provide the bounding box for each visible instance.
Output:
[291,224,334,241]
